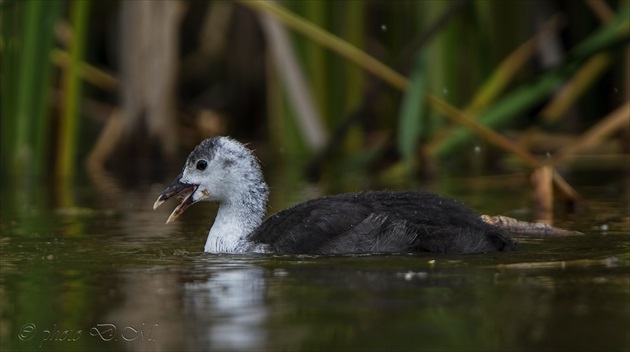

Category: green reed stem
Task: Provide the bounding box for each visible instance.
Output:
[57,0,90,180]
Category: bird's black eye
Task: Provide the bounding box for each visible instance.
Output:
[196,160,208,171]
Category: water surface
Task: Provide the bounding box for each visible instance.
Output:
[1,172,628,351]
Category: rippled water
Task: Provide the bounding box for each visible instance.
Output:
[1,171,628,351]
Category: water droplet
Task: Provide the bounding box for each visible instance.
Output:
[613,88,618,93]
[381,24,387,32]
[600,224,609,231]
[474,146,481,153]
[442,87,449,95]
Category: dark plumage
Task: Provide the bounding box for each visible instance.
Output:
[251,191,517,254]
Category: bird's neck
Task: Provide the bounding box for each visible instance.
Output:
[204,186,268,253]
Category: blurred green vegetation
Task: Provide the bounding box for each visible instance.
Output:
[0,0,628,186]
[1,0,63,179]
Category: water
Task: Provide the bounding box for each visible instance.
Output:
[1,171,628,351]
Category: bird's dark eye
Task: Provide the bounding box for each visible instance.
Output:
[196,160,208,170]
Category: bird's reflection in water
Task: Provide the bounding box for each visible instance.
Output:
[184,265,267,351]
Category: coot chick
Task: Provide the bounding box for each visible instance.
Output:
[154,136,518,254]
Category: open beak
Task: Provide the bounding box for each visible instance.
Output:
[153,174,199,224]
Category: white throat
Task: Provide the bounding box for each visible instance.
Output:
[204,201,263,253]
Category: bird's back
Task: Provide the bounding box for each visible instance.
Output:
[249,191,517,254]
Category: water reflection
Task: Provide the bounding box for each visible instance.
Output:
[184,263,267,351]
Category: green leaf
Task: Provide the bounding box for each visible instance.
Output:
[397,51,428,162]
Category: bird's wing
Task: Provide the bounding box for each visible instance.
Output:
[249,199,376,253]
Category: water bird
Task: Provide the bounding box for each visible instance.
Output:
[154,136,518,254]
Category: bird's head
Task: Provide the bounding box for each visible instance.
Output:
[153,136,265,223]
